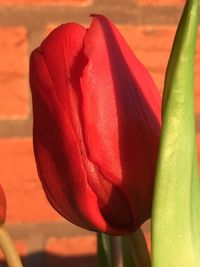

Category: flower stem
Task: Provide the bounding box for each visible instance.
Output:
[0,226,23,267]
[110,236,123,267]
[97,233,123,267]
[121,228,151,267]
[97,232,112,267]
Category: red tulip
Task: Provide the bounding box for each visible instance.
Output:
[30,15,161,235]
[0,185,6,225]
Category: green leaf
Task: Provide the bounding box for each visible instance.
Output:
[152,0,200,267]
[121,228,151,267]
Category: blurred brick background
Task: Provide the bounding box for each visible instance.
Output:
[0,0,199,266]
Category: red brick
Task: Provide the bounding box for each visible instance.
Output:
[46,236,96,267]
[45,236,96,267]
[197,135,200,162]
[195,94,200,114]
[118,25,200,97]
[144,231,151,253]
[0,27,29,119]
[138,0,184,5]
[0,0,91,6]
[0,78,29,119]
[0,239,27,259]
[119,26,176,92]
[195,74,200,98]
[46,236,96,256]
[0,138,62,224]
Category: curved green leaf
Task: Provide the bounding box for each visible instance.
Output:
[152,0,200,266]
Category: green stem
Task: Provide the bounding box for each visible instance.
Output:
[97,232,112,267]
[110,236,123,267]
[121,228,151,267]
[97,233,123,267]
[0,226,23,267]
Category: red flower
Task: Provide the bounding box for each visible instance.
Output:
[30,15,161,235]
[0,185,6,225]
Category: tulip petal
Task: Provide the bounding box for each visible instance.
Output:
[31,50,89,228]
[80,15,161,227]
[30,23,134,234]
[30,15,161,234]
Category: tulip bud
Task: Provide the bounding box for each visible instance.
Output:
[30,15,161,235]
[0,185,6,225]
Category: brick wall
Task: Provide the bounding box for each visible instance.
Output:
[0,0,199,266]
